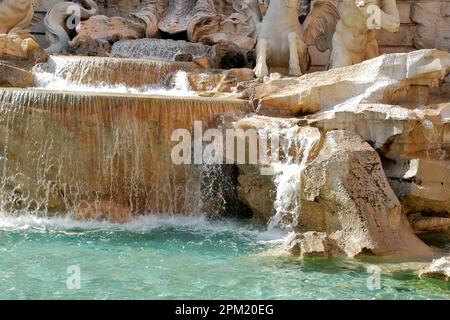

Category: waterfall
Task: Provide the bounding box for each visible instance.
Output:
[111,39,210,61]
[259,124,321,231]
[0,87,250,216]
[33,55,198,90]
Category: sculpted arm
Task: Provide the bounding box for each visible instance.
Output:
[378,0,400,33]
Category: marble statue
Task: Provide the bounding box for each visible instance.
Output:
[44,0,98,53]
[253,0,340,78]
[330,0,400,68]
[0,0,35,36]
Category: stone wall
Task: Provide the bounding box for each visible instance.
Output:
[32,0,450,65]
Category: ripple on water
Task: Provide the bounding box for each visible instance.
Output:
[0,212,449,299]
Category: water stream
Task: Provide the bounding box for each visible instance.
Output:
[0,56,448,299]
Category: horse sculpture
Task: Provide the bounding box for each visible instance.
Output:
[251,0,340,78]
[0,0,35,35]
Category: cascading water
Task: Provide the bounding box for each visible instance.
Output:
[256,122,321,231]
[33,56,197,96]
[0,55,251,218]
[111,39,211,61]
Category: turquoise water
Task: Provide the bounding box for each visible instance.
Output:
[0,213,448,300]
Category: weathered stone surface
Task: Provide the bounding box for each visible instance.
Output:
[248,50,450,116]
[0,34,48,63]
[411,1,450,51]
[74,200,133,224]
[385,159,450,221]
[0,63,34,87]
[300,130,433,258]
[69,15,146,56]
[0,0,34,35]
[408,213,450,233]
[420,257,450,282]
[232,113,433,258]
[287,231,342,258]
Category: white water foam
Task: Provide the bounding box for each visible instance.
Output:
[257,124,320,232]
[33,68,197,97]
[0,211,287,242]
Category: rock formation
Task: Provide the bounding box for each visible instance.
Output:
[0,63,35,87]
[420,257,450,281]
[248,49,449,116]
[330,0,400,68]
[0,33,47,63]
[234,119,435,258]
[130,0,258,50]
[69,15,146,56]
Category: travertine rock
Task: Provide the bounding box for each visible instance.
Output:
[408,213,450,233]
[69,15,146,56]
[420,257,450,282]
[249,49,450,116]
[0,34,48,63]
[0,63,35,87]
[234,120,434,258]
[287,231,342,258]
[411,1,450,51]
[300,130,433,258]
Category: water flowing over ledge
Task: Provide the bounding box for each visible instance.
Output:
[0,87,250,216]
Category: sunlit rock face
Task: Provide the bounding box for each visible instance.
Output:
[0,63,35,87]
[233,115,434,258]
[248,49,449,116]
[0,55,251,220]
[241,50,450,235]
[0,34,48,64]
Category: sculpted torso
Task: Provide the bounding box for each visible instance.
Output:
[331,0,400,68]
[339,0,378,51]
[0,0,34,34]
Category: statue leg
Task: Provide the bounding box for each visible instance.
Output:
[254,38,270,78]
[288,32,305,77]
[330,33,353,68]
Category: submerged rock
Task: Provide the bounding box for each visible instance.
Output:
[287,232,342,258]
[420,257,450,282]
